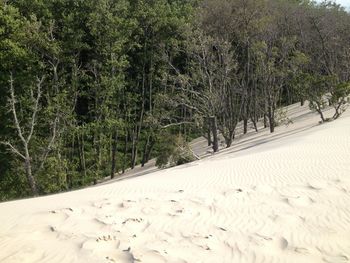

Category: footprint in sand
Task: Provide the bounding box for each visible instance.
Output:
[271,213,305,225]
[94,215,117,226]
[48,209,70,223]
[105,251,134,263]
[222,188,244,197]
[279,195,314,207]
[82,235,120,251]
[121,218,150,234]
[168,208,185,217]
[82,236,135,262]
[92,199,112,209]
[330,179,350,194]
[316,246,349,263]
[321,251,349,263]
[252,234,289,251]
[187,234,214,251]
[294,247,310,255]
[306,180,328,190]
[50,207,77,217]
[117,201,132,210]
[273,236,289,250]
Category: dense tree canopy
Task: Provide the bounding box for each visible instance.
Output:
[1,0,349,200]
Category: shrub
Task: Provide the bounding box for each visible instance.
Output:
[329,82,350,119]
[305,74,335,122]
[155,133,196,168]
[306,75,350,122]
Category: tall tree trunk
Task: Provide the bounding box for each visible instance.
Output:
[207,117,212,146]
[144,137,155,166]
[110,130,118,179]
[141,133,150,167]
[24,147,38,196]
[131,60,147,169]
[225,130,235,148]
[269,116,275,133]
[211,116,219,153]
[242,98,249,134]
[122,128,128,174]
[79,133,87,179]
[268,104,275,133]
[316,105,326,122]
[243,118,248,134]
[264,99,269,128]
[251,115,258,132]
[131,126,138,169]
[243,39,251,135]
[141,134,155,167]
[263,114,268,128]
[94,131,102,169]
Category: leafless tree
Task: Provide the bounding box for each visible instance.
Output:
[1,74,58,196]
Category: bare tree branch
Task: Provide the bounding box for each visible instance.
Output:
[0,141,26,160]
[161,121,194,129]
[27,76,44,144]
[9,73,26,145]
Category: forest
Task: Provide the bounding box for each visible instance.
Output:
[1,0,349,201]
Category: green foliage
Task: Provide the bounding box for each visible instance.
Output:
[330,82,350,119]
[1,0,350,201]
[308,75,332,104]
[37,157,68,194]
[0,159,30,201]
[275,108,293,127]
[155,133,196,168]
[304,76,350,122]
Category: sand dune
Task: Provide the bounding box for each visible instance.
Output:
[1,104,350,263]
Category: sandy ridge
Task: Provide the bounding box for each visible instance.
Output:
[0,104,350,263]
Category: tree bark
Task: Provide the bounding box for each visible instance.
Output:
[141,134,150,167]
[251,115,258,132]
[243,118,248,134]
[110,130,118,179]
[206,117,212,146]
[316,104,326,122]
[242,98,249,134]
[79,133,87,179]
[225,130,235,148]
[24,147,38,196]
[211,116,219,153]
[263,114,268,128]
[131,125,138,169]
[122,128,128,174]
[268,107,275,133]
[141,134,155,167]
[144,138,155,165]
[267,94,275,133]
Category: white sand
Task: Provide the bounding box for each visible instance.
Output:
[1,104,350,263]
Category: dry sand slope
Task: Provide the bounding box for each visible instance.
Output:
[1,105,350,263]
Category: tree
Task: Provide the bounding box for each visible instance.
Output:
[1,75,59,196]
[1,0,350,201]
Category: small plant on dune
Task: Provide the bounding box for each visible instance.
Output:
[275,108,293,127]
[155,133,197,168]
[305,74,335,123]
[329,82,350,120]
[304,74,350,123]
